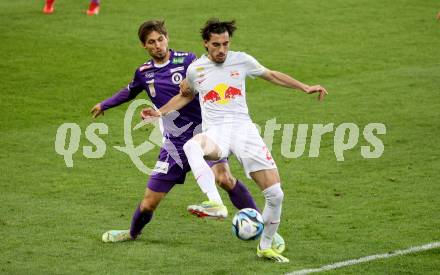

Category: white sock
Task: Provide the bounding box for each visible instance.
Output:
[183,139,223,205]
[259,183,284,250]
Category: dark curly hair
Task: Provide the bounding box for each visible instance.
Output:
[200,18,237,41]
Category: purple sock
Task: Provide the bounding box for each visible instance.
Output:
[91,0,100,4]
[129,205,153,239]
[227,180,260,212]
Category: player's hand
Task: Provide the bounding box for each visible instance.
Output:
[140,108,161,123]
[305,85,328,101]
[179,79,193,97]
[437,12,440,20]
[91,103,104,118]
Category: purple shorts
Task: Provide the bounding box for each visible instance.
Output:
[147,146,228,193]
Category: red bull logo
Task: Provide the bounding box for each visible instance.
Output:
[203,83,242,104]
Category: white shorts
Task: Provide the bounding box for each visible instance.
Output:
[204,122,277,178]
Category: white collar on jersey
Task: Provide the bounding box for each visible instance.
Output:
[153,60,170,68]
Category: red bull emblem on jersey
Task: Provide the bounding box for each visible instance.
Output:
[203,83,243,104]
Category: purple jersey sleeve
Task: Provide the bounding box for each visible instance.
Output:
[100,70,144,111]
[184,52,197,94]
[184,52,197,67]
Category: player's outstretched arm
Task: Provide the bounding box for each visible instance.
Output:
[141,93,195,121]
[260,70,328,101]
[91,86,143,118]
[160,93,195,115]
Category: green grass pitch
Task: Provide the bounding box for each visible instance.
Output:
[1,0,439,274]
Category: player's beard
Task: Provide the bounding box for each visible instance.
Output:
[212,53,226,64]
[152,50,168,63]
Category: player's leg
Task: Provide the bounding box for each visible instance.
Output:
[211,161,259,211]
[87,0,100,15]
[42,0,55,14]
[232,123,288,262]
[251,169,288,263]
[250,168,282,244]
[129,153,190,238]
[212,160,285,253]
[183,133,225,207]
[129,187,166,239]
[103,146,185,242]
[102,187,166,243]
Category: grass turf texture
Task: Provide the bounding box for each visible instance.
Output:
[1,0,439,274]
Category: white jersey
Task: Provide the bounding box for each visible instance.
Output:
[187,51,267,130]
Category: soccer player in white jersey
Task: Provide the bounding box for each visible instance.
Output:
[141,18,327,263]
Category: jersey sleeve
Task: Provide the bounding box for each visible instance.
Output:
[243,53,267,78]
[100,70,144,111]
[127,70,145,94]
[186,64,199,95]
[184,52,197,67]
[183,53,198,95]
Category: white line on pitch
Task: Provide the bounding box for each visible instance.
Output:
[286,242,440,275]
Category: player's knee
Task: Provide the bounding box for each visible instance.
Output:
[140,198,159,212]
[183,139,200,154]
[273,188,284,205]
[264,183,284,207]
[216,174,235,190]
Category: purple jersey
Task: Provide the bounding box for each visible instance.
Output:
[100,50,226,192]
[101,49,201,145]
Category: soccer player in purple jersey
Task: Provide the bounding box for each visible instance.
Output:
[90,20,279,245]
